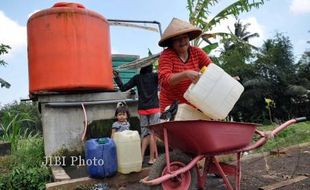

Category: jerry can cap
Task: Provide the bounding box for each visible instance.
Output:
[98,138,107,144]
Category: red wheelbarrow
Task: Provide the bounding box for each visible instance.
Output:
[141,117,309,190]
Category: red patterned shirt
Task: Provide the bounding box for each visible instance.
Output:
[158,46,212,112]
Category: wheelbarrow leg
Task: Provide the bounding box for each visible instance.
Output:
[235,153,241,190]
[163,128,171,172]
[212,157,234,190]
[196,156,211,189]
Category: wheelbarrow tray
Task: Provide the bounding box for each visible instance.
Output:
[150,120,257,155]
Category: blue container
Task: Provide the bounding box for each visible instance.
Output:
[85,138,117,178]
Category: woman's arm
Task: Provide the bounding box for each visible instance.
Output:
[169,70,200,85]
[114,75,137,92]
[159,49,201,87]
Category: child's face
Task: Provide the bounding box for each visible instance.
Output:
[116,112,127,122]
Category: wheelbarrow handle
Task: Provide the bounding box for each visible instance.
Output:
[242,117,308,152]
[295,116,309,123]
[272,116,309,137]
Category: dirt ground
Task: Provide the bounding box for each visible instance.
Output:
[111,145,310,190]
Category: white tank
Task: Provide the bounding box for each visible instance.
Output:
[113,130,142,174]
[174,104,211,121]
[184,63,244,120]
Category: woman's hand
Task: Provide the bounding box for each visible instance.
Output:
[233,76,240,81]
[113,69,119,77]
[185,70,200,84]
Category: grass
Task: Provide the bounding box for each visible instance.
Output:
[219,121,309,162]
[255,121,310,153]
[0,136,51,190]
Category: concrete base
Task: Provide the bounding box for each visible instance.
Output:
[51,166,71,182]
[46,168,149,190]
[38,91,138,156]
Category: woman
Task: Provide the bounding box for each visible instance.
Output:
[114,64,159,165]
[158,18,212,112]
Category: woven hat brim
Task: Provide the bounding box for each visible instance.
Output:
[158,28,202,47]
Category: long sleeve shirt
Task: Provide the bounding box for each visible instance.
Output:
[114,72,160,112]
[158,46,212,112]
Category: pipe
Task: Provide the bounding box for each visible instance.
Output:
[107,19,163,37]
[44,99,138,108]
[80,103,88,142]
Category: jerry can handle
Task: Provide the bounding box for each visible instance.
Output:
[190,66,208,89]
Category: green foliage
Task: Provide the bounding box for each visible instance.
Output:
[186,0,265,47]
[0,78,10,89]
[0,112,35,151]
[0,137,51,190]
[254,33,308,120]
[0,44,10,66]
[265,98,276,123]
[256,122,310,152]
[223,19,259,53]
[0,43,11,88]
[226,33,310,122]
[202,42,218,54]
[218,20,259,75]
[0,101,41,151]
[148,48,159,71]
[0,165,50,190]
[12,137,45,168]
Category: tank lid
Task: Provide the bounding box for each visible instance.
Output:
[28,2,108,25]
[52,2,85,9]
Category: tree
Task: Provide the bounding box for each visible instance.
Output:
[220,19,259,76]
[224,33,310,123]
[0,44,11,88]
[292,45,310,117]
[186,0,265,52]
[245,33,309,121]
[224,19,259,51]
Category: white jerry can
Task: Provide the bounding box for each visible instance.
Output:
[113,130,142,174]
[184,63,244,120]
[174,103,211,121]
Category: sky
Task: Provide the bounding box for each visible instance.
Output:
[0,0,309,106]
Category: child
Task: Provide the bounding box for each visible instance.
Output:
[114,65,159,165]
[111,103,130,138]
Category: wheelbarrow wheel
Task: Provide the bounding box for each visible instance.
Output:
[148,150,197,190]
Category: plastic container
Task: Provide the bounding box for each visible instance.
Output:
[184,63,244,120]
[85,138,117,178]
[174,104,211,121]
[113,130,142,174]
[27,2,113,94]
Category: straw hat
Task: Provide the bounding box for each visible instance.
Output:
[158,18,202,47]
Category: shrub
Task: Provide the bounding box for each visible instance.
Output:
[0,101,41,151]
[0,165,50,190]
[0,137,51,189]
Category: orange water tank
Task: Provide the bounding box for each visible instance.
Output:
[27,2,113,94]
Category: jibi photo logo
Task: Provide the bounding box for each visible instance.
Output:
[42,156,104,167]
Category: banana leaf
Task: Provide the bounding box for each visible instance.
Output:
[202,43,219,54]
